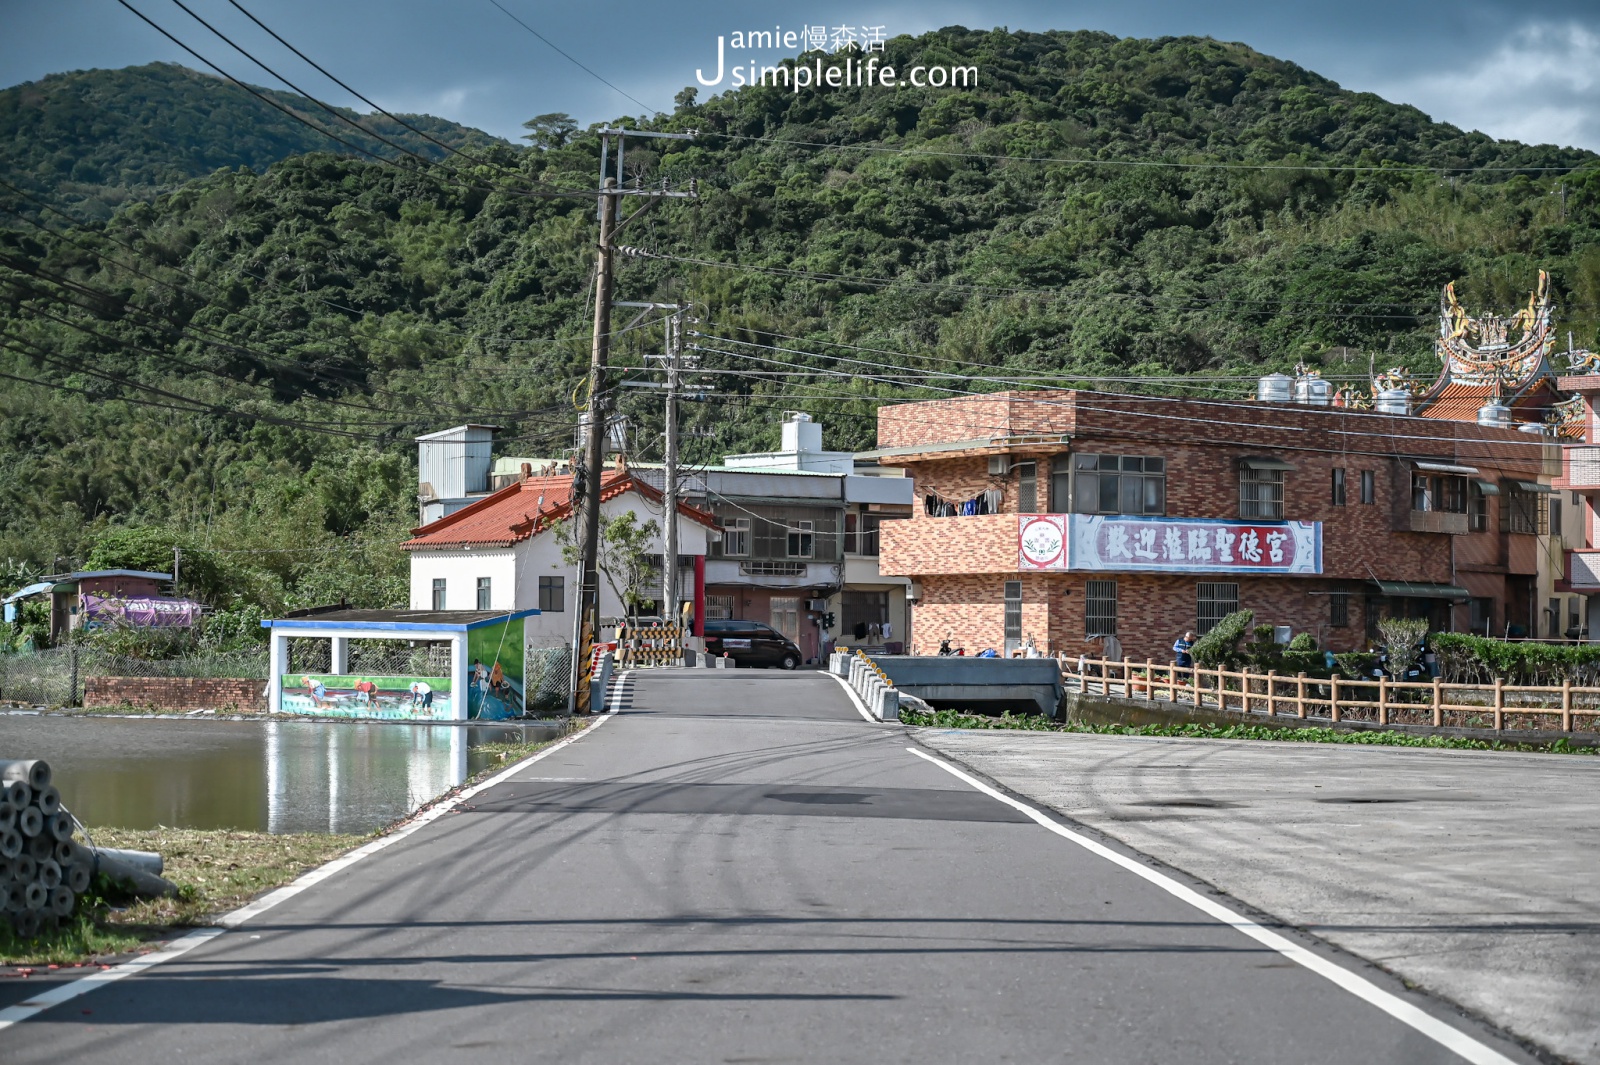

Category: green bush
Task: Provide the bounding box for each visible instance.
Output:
[1430,632,1600,686]
[1191,610,1252,669]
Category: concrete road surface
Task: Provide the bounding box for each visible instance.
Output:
[1,670,1538,1064]
[916,727,1600,1065]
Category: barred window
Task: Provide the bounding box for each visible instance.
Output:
[1085,580,1118,636]
[1411,474,1467,513]
[1004,581,1022,642]
[1017,462,1037,513]
[1329,592,1349,629]
[704,594,734,620]
[1197,582,1239,635]
[1501,484,1548,535]
[1469,482,1489,532]
[1240,468,1284,519]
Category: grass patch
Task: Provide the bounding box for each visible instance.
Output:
[0,721,591,966]
[899,707,1600,754]
[0,829,362,966]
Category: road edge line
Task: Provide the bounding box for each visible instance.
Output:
[0,714,613,1032]
[904,745,1520,1065]
[824,670,879,724]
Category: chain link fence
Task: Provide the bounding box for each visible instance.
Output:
[1,640,573,714]
[526,646,573,715]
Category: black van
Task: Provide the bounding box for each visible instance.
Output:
[703,619,803,669]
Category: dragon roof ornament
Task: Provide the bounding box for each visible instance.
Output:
[1436,271,1554,385]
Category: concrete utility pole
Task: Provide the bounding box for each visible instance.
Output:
[570,127,697,712]
[572,176,618,715]
[661,307,682,617]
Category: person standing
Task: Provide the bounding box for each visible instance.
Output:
[1173,630,1195,670]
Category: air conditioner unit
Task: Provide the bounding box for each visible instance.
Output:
[988,455,1009,476]
[806,598,827,612]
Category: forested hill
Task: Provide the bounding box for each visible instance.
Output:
[3,28,1600,614]
[0,62,509,222]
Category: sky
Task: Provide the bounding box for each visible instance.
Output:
[1,0,1598,152]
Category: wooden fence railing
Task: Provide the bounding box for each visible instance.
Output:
[1065,658,1600,732]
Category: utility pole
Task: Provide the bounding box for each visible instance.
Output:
[173,546,181,594]
[662,307,682,618]
[569,128,697,713]
[572,176,618,715]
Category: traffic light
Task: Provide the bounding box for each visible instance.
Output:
[822,611,836,630]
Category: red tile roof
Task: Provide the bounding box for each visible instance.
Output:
[401,467,717,550]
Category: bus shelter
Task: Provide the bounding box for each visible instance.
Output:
[262,608,539,722]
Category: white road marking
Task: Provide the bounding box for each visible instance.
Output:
[906,746,1520,1065]
[824,670,879,723]
[0,717,612,1032]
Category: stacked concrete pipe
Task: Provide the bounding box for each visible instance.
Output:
[1,758,175,940]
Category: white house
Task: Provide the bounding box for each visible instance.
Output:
[402,463,718,648]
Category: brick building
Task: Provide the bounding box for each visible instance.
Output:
[869,390,1555,663]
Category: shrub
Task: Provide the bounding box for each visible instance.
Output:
[1191,610,1252,669]
[1430,632,1600,685]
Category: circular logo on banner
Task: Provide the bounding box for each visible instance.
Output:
[1019,516,1065,569]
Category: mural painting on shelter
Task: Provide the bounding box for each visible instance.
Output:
[279,674,454,719]
[466,615,525,720]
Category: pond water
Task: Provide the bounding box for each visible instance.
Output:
[0,714,567,834]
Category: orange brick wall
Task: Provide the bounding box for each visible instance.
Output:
[880,390,1549,657]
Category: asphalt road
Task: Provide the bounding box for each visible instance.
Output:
[3,670,1535,1064]
[918,727,1600,1064]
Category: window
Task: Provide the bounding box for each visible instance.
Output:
[1573,491,1582,506]
[1049,455,1072,513]
[1331,468,1347,506]
[704,594,734,620]
[1071,454,1165,515]
[1470,597,1493,635]
[1411,474,1467,514]
[1329,593,1349,629]
[1502,484,1548,534]
[1359,470,1376,505]
[1551,498,1564,544]
[786,520,814,558]
[1197,582,1239,635]
[720,518,750,557]
[843,511,881,556]
[1085,579,1118,636]
[431,578,446,611]
[1469,482,1489,532]
[1003,581,1022,642]
[476,577,492,610]
[1240,468,1284,520]
[1017,461,1037,513]
[1548,597,1561,639]
[538,575,564,612]
[1570,598,1582,637]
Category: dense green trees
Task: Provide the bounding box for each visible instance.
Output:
[2,29,1599,617]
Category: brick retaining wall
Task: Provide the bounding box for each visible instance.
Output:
[82,676,267,712]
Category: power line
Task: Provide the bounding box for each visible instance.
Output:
[222,0,528,181]
[484,0,656,115]
[721,132,1600,177]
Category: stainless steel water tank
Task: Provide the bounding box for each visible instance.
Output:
[1256,373,1293,403]
[1375,388,1410,415]
[1295,375,1333,406]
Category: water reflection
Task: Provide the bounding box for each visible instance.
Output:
[0,715,563,834]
